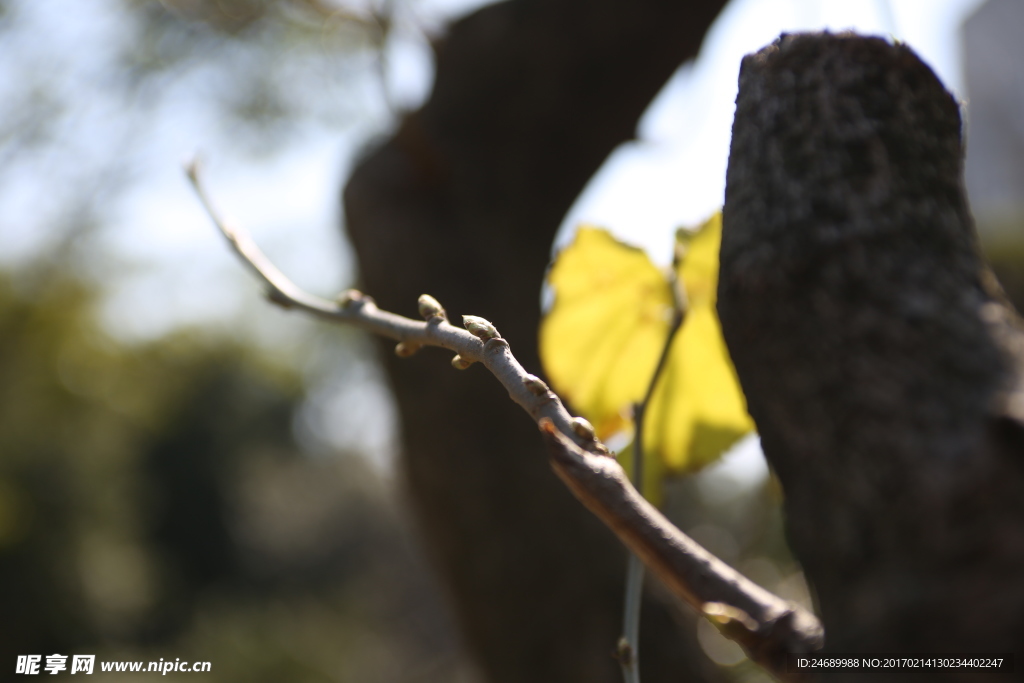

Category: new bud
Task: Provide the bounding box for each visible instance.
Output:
[616,637,634,667]
[462,315,500,340]
[395,342,420,358]
[570,416,596,441]
[451,354,473,370]
[418,294,446,321]
[702,602,758,632]
[336,289,362,308]
[522,375,549,396]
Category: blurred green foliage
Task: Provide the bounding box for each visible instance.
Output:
[0,271,474,682]
[0,0,392,274]
[0,2,480,679]
[116,0,388,139]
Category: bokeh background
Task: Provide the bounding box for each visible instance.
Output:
[1,0,1021,681]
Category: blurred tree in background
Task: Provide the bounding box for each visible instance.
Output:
[0,1,479,681]
[3,0,1021,682]
[963,0,1024,308]
[0,1,804,680]
[0,266,478,682]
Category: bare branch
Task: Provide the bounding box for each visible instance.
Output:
[541,422,823,681]
[187,160,608,457]
[188,162,824,678]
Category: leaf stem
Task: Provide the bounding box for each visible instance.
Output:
[618,270,687,683]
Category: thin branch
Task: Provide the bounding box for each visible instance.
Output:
[187,160,608,457]
[642,269,689,413]
[188,162,824,679]
[542,423,823,682]
[618,269,687,683]
[619,555,644,683]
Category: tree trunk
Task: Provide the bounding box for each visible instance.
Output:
[719,33,1024,681]
[343,1,729,681]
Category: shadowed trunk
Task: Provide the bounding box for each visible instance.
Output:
[343,1,729,681]
[719,33,1024,681]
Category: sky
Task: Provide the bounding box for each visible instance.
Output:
[0,0,988,477]
[102,0,987,340]
[557,0,986,265]
[0,0,985,338]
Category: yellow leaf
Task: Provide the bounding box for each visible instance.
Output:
[540,213,754,488]
[646,212,754,472]
[540,227,673,439]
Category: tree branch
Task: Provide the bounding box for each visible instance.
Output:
[188,159,608,457]
[341,2,732,679]
[188,162,824,680]
[541,424,823,680]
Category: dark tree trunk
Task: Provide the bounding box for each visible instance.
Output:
[343,1,728,681]
[719,33,1024,681]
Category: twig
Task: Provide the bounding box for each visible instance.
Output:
[186,160,608,457]
[618,270,687,683]
[187,162,824,679]
[619,554,644,682]
[541,424,823,681]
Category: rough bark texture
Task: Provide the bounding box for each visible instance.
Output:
[719,33,1024,680]
[343,1,728,681]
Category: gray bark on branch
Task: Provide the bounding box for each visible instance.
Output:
[719,32,1024,681]
[540,424,822,679]
[189,163,824,681]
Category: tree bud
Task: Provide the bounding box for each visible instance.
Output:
[451,354,473,370]
[523,375,549,396]
[418,294,446,320]
[336,289,362,308]
[394,342,420,358]
[570,416,596,441]
[462,315,500,340]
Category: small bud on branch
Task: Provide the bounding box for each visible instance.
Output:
[188,161,824,680]
[570,416,596,441]
[523,374,550,396]
[395,342,421,358]
[418,294,447,321]
[462,315,501,340]
[337,289,363,308]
